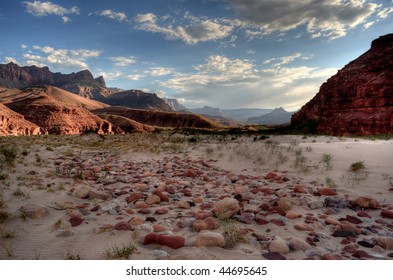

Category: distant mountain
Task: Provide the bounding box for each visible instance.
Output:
[98,90,173,112]
[163,98,189,112]
[247,107,293,125]
[222,108,273,123]
[0,62,112,99]
[190,106,223,117]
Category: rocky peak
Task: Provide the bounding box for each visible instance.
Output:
[291,33,393,135]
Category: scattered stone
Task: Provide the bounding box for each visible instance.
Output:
[294,223,314,231]
[352,250,371,259]
[155,208,169,215]
[318,188,337,196]
[72,185,91,199]
[381,210,393,219]
[262,252,286,260]
[194,231,225,247]
[149,250,169,258]
[265,172,277,180]
[143,233,185,249]
[89,189,110,200]
[346,215,363,224]
[69,217,84,227]
[286,211,302,219]
[357,240,374,248]
[333,230,357,238]
[126,193,145,204]
[293,184,308,194]
[289,238,312,251]
[357,211,371,218]
[214,198,240,219]
[239,212,255,224]
[354,197,381,209]
[269,237,289,254]
[114,222,132,231]
[192,217,220,232]
[19,204,48,219]
[145,195,161,205]
[177,200,191,209]
[278,197,293,213]
[376,237,393,250]
[324,197,347,208]
[271,219,285,226]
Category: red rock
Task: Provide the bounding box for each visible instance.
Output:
[291,34,393,136]
[381,210,393,219]
[155,208,169,215]
[322,254,343,260]
[193,197,203,204]
[354,197,381,209]
[152,224,167,232]
[259,188,275,195]
[69,217,84,227]
[346,215,363,224]
[138,208,151,214]
[0,103,43,136]
[128,217,144,226]
[294,224,314,231]
[286,211,302,219]
[126,193,145,203]
[318,188,337,196]
[293,184,308,194]
[352,250,371,259]
[343,244,359,254]
[271,219,285,226]
[164,186,175,194]
[184,169,197,178]
[265,172,277,180]
[143,233,185,249]
[357,211,371,218]
[145,195,161,205]
[195,211,212,220]
[192,217,220,232]
[256,217,270,225]
[114,222,132,231]
[19,204,48,219]
[134,201,148,209]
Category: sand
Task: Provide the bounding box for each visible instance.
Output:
[0,133,392,260]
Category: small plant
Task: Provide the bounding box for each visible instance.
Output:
[53,219,63,230]
[104,243,139,259]
[222,220,248,249]
[21,150,29,156]
[0,144,17,167]
[325,177,337,188]
[46,146,54,152]
[65,252,82,260]
[0,227,17,238]
[350,161,365,172]
[305,146,312,152]
[322,153,333,171]
[12,188,26,197]
[189,136,198,143]
[0,210,10,223]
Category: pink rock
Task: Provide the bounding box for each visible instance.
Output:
[194,231,225,247]
[153,224,167,232]
[192,217,221,232]
[153,190,169,202]
[214,198,240,219]
[286,211,302,219]
[346,215,362,224]
[322,254,343,260]
[318,188,337,196]
[293,184,308,194]
[256,217,270,225]
[271,219,285,226]
[195,211,211,220]
[269,237,289,254]
[128,217,144,226]
[357,211,371,218]
[184,169,198,178]
[126,193,145,203]
[294,224,314,231]
[354,197,381,209]
[134,201,148,209]
[265,172,277,180]
[143,233,185,249]
[19,204,48,219]
[145,195,161,205]
[155,208,169,215]
[114,222,132,231]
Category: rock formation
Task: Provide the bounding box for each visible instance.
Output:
[5,86,123,135]
[0,103,44,136]
[292,34,393,136]
[93,106,222,129]
[248,107,293,126]
[97,114,155,133]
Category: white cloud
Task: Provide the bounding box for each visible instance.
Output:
[160,54,338,110]
[134,12,233,44]
[127,74,144,81]
[228,0,380,39]
[23,1,79,23]
[377,6,393,18]
[98,71,124,81]
[3,57,19,64]
[145,67,174,77]
[21,45,101,71]
[110,56,137,67]
[21,44,28,49]
[97,9,127,22]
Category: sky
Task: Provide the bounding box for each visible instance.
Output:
[0,0,392,110]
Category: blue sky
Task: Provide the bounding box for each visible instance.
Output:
[0,0,392,110]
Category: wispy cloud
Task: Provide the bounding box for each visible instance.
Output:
[23,1,79,23]
[96,9,128,22]
[134,12,233,44]
[228,0,380,39]
[20,45,101,71]
[109,56,137,67]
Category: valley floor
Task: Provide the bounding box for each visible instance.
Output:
[0,133,392,260]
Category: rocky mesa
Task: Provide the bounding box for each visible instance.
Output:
[292,34,393,136]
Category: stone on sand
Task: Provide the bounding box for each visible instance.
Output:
[194,231,225,247]
[214,198,240,219]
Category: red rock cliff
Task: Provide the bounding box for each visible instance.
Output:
[291,34,393,136]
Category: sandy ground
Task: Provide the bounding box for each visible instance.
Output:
[0,133,392,260]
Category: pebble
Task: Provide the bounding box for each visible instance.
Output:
[286,211,302,219]
[72,185,91,199]
[149,250,169,258]
[357,240,374,248]
[269,237,289,254]
[375,237,393,250]
[145,195,161,205]
[318,188,337,196]
[69,217,84,227]
[214,198,240,219]
[352,250,371,259]
[294,223,314,231]
[114,222,132,231]
[194,231,225,247]
[192,217,220,232]
[262,252,286,260]
[19,204,48,219]
[239,212,255,224]
[293,184,308,194]
[354,197,381,209]
[324,197,347,208]
[381,210,393,219]
[289,238,312,251]
[346,215,362,224]
[333,230,357,238]
[143,233,185,249]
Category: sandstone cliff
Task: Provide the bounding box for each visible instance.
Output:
[0,103,44,136]
[93,107,222,129]
[291,34,393,136]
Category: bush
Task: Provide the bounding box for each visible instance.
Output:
[350,161,365,172]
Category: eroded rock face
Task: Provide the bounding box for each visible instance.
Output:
[292,34,393,136]
[0,103,44,136]
[6,90,122,135]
